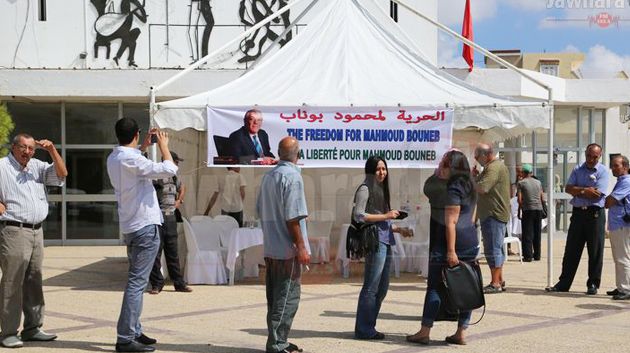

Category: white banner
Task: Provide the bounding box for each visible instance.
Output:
[207,106,454,168]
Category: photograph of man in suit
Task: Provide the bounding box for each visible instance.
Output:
[228,109,276,165]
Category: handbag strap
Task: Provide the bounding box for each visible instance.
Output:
[350,183,372,228]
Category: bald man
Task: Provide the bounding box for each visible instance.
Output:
[256,137,310,353]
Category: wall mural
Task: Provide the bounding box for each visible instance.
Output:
[91,0,148,67]
[187,0,215,63]
[238,0,292,64]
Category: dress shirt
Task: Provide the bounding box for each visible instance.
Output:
[256,161,310,260]
[608,174,630,232]
[107,146,178,234]
[567,162,609,208]
[0,153,65,224]
[219,170,247,212]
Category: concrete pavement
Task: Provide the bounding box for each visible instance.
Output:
[11,236,630,352]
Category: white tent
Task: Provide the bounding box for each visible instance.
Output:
[154,0,550,134]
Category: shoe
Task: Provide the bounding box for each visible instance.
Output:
[174,286,193,293]
[286,343,303,352]
[483,284,502,294]
[607,289,620,296]
[533,257,541,261]
[135,333,157,345]
[586,285,598,295]
[501,281,506,292]
[1,335,23,348]
[20,330,57,341]
[523,258,532,262]
[406,334,430,345]
[445,335,466,345]
[356,331,385,340]
[115,341,155,352]
[545,285,568,293]
[148,287,161,295]
[612,292,630,300]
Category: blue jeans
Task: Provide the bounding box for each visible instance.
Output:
[117,224,160,344]
[355,242,391,339]
[421,246,479,329]
[481,217,507,268]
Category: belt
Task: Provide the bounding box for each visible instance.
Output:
[2,221,42,230]
[575,206,602,211]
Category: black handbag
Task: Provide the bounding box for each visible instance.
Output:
[541,202,548,219]
[442,260,485,323]
[346,184,379,259]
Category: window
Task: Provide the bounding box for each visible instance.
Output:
[38,0,47,21]
[65,103,119,144]
[390,1,398,22]
[540,63,559,76]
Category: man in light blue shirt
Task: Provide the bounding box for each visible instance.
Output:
[547,143,610,295]
[107,118,177,353]
[604,155,630,300]
[256,136,310,353]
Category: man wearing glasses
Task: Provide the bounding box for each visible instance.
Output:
[0,133,67,348]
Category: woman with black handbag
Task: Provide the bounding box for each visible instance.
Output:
[406,150,480,345]
[353,156,410,340]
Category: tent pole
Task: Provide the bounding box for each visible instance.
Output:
[392,0,557,287]
[153,0,308,94]
[546,93,555,288]
[150,87,157,162]
[246,0,320,73]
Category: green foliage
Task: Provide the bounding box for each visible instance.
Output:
[0,103,15,157]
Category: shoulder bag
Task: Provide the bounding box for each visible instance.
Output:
[346,185,379,259]
[442,260,486,324]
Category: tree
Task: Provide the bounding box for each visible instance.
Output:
[0,103,15,157]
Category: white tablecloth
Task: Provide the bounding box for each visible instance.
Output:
[335,224,405,278]
[226,227,264,285]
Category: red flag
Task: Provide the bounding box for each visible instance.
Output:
[462,0,474,72]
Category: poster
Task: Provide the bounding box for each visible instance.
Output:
[207,106,453,168]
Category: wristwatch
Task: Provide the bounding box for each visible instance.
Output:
[580,189,585,195]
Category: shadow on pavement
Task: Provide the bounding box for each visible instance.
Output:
[44,257,128,291]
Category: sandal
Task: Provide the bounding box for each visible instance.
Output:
[445,335,466,345]
[287,343,303,352]
[483,284,502,294]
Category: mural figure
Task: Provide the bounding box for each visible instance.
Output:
[238,0,292,64]
[91,0,148,68]
[187,0,215,63]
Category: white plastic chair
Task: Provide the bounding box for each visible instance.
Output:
[307,210,335,263]
[400,211,430,276]
[505,197,523,263]
[212,215,240,247]
[190,215,211,222]
[181,218,227,284]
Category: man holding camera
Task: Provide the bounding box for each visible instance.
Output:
[107,119,178,352]
[604,154,630,300]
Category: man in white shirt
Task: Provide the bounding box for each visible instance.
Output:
[204,167,247,227]
[107,118,178,353]
[0,133,66,348]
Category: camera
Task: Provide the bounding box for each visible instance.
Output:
[150,134,158,144]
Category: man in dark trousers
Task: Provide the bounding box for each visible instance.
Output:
[546,143,610,295]
[148,151,192,295]
[228,109,276,165]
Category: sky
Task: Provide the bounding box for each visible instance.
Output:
[437,0,630,76]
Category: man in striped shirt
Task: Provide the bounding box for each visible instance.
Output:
[0,133,67,348]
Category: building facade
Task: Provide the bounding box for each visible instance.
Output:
[0,0,438,244]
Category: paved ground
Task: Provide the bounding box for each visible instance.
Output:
[11,235,630,352]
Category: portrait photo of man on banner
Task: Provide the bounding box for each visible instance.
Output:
[207,106,454,168]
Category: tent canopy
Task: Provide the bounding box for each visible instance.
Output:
[155,0,549,133]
